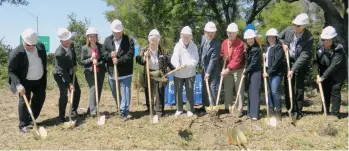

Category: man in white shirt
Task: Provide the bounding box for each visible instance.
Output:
[171,26,199,117]
[8,28,47,133]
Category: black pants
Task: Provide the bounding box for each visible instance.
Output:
[84,71,105,115]
[247,71,261,118]
[144,83,165,116]
[284,61,305,113]
[54,74,81,119]
[18,79,46,127]
[321,78,344,116]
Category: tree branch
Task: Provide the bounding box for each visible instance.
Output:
[205,0,223,24]
[247,0,272,24]
[221,0,231,22]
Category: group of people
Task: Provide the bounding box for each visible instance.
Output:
[8,13,347,134]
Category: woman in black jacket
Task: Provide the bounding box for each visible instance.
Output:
[263,28,286,120]
[81,27,106,117]
[316,26,347,119]
[243,29,262,120]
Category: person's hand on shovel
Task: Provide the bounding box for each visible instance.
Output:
[17,86,26,96]
[111,51,118,65]
[316,76,324,83]
[263,72,268,78]
[287,70,294,79]
[69,83,74,91]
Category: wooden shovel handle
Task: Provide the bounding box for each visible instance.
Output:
[164,66,184,76]
[94,64,100,116]
[232,68,246,110]
[114,64,120,110]
[22,95,37,128]
[317,75,327,116]
[146,55,153,117]
[215,59,227,105]
[262,53,269,117]
[283,47,293,113]
[205,78,212,106]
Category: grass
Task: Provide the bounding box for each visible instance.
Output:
[0,86,347,150]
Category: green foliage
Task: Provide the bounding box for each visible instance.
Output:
[0,0,28,6]
[67,13,90,65]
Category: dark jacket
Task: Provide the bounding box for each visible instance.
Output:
[316,42,347,83]
[199,35,221,77]
[136,45,174,88]
[101,34,134,77]
[279,26,313,73]
[245,43,261,74]
[8,42,47,94]
[53,45,77,85]
[263,41,286,76]
[81,43,106,73]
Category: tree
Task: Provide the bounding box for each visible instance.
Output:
[0,0,28,6]
[283,0,348,52]
[0,37,11,64]
[66,13,90,64]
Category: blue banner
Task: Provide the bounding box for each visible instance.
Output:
[165,74,202,105]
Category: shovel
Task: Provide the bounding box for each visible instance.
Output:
[228,127,248,150]
[63,74,76,129]
[204,78,215,115]
[94,64,106,125]
[22,95,47,140]
[317,75,338,135]
[145,53,157,123]
[213,58,227,114]
[114,64,121,114]
[229,68,246,115]
[262,53,277,127]
[284,47,297,125]
[163,65,185,77]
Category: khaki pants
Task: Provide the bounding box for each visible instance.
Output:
[223,68,244,110]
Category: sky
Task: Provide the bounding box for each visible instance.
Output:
[0,0,113,53]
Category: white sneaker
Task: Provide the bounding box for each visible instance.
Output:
[175,110,183,116]
[187,111,194,117]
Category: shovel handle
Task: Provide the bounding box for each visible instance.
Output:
[232,68,246,111]
[317,75,327,116]
[145,55,153,118]
[262,53,269,118]
[164,65,184,76]
[114,64,120,111]
[205,78,213,107]
[284,47,294,115]
[215,59,227,105]
[68,74,75,123]
[94,64,100,118]
[22,95,38,129]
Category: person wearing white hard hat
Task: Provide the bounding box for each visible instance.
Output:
[171,26,199,117]
[220,23,245,116]
[81,27,106,117]
[8,28,47,133]
[136,29,174,118]
[243,29,262,121]
[102,19,135,121]
[316,26,347,119]
[279,13,314,120]
[54,27,81,123]
[263,28,286,120]
[198,21,221,112]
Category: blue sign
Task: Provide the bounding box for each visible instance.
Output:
[165,74,202,105]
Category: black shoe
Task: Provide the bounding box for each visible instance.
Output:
[196,106,206,113]
[71,110,78,118]
[59,117,68,123]
[295,112,304,120]
[19,126,30,133]
[275,110,282,121]
[223,109,230,114]
[89,113,97,118]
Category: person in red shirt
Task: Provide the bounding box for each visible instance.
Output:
[220,23,245,116]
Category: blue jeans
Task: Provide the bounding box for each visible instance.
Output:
[108,76,132,116]
[267,75,282,111]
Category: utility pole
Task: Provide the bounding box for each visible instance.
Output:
[23,8,39,35]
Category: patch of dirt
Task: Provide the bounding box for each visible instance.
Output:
[0,88,347,150]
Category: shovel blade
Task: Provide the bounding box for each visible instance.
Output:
[97,115,106,125]
[32,126,47,140]
[267,117,277,127]
[63,121,76,129]
[152,115,159,124]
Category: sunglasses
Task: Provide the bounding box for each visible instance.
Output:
[321,39,331,42]
[26,43,36,47]
[293,24,302,28]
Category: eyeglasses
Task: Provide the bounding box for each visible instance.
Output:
[322,39,331,42]
[26,43,36,47]
[293,24,302,28]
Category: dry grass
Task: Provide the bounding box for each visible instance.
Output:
[0,88,347,150]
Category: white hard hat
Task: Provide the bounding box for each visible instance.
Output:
[292,13,309,25]
[244,29,256,39]
[57,28,72,41]
[226,23,239,32]
[110,19,123,32]
[204,21,217,32]
[266,28,278,36]
[148,29,160,37]
[21,28,38,45]
[320,26,337,39]
[86,27,98,36]
[181,26,192,35]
